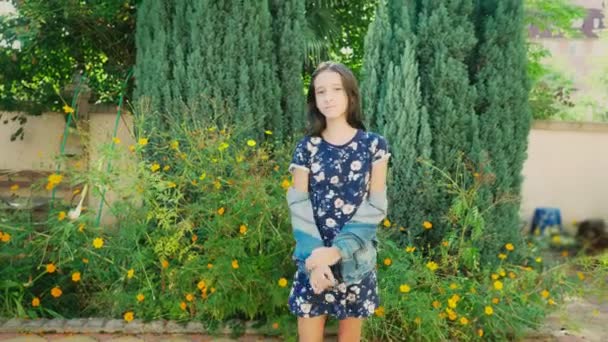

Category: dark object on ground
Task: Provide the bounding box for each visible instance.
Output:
[576,219,608,254]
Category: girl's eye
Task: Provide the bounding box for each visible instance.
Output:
[316,90,325,95]
[334,88,342,91]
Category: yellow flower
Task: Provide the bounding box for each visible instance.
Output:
[577,272,585,280]
[48,173,63,186]
[552,235,561,244]
[383,258,392,266]
[239,224,248,235]
[561,250,569,257]
[82,258,89,264]
[166,181,177,188]
[10,184,19,192]
[383,219,391,228]
[485,306,494,315]
[399,226,406,231]
[247,139,256,147]
[185,293,194,302]
[236,155,244,163]
[265,130,273,135]
[161,260,169,269]
[197,280,206,290]
[272,322,279,329]
[32,297,40,307]
[213,179,221,189]
[423,221,433,229]
[163,165,171,171]
[405,246,416,253]
[232,259,239,269]
[505,243,514,251]
[449,283,458,290]
[541,290,550,298]
[441,240,449,247]
[78,223,85,232]
[1,232,11,242]
[498,253,507,260]
[46,263,56,273]
[374,306,385,317]
[492,297,500,304]
[51,286,62,298]
[399,284,411,293]
[491,273,499,280]
[414,317,422,325]
[499,269,506,277]
[535,257,543,263]
[127,269,134,279]
[508,272,516,279]
[548,298,556,305]
[217,207,225,216]
[448,295,460,309]
[426,261,439,271]
[58,211,66,221]
[112,137,121,144]
[124,311,134,322]
[92,237,104,249]
[150,163,160,172]
[128,145,135,152]
[72,272,81,282]
[218,142,229,151]
[478,329,484,337]
[281,179,291,190]
[432,300,441,309]
[63,105,74,114]
[278,278,288,288]
[199,172,207,181]
[138,138,148,146]
[136,293,145,302]
[207,263,213,269]
[446,308,457,321]
[170,140,179,149]
[179,301,187,310]
[493,281,503,291]
[460,317,469,325]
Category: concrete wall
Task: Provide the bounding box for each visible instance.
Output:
[521,121,608,231]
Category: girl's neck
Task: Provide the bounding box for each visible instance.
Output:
[322,118,357,144]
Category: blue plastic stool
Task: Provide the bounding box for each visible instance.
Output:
[530,207,563,236]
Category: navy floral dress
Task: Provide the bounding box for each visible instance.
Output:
[287,129,390,319]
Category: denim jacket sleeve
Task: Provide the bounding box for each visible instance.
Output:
[332,189,388,261]
[287,187,324,261]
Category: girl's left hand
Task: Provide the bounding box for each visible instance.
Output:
[305,247,341,270]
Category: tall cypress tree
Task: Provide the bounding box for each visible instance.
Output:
[473,0,531,257]
[415,0,480,244]
[271,0,306,138]
[135,0,303,139]
[362,0,432,238]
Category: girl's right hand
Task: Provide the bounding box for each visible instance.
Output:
[309,264,336,294]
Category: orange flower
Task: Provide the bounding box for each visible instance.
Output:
[231,259,239,269]
[71,272,81,282]
[422,221,433,229]
[541,290,550,298]
[272,322,279,329]
[432,300,441,309]
[32,297,40,307]
[136,294,145,302]
[124,311,134,322]
[217,207,225,215]
[51,286,62,298]
[239,225,248,235]
[374,306,385,317]
[1,232,11,242]
[46,263,56,273]
[383,258,392,266]
[382,219,391,228]
[505,243,514,251]
[492,297,500,304]
[493,281,503,291]
[185,293,194,302]
[498,253,507,260]
[207,263,213,269]
[10,184,19,192]
[161,260,169,269]
[58,211,66,221]
[179,302,187,310]
[197,280,206,290]
[281,179,291,190]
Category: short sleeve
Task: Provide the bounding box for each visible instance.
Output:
[288,137,311,173]
[372,135,390,165]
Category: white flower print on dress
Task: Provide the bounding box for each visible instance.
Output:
[310,137,321,145]
[337,283,347,293]
[342,204,355,215]
[325,218,337,228]
[325,189,335,199]
[311,163,321,173]
[334,198,344,208]
[313,172,325,182]
[300,303,312,314]
[325,294,335,303]
[346,293,357,302]
[330,176,339,184]
[351,160,362,171]
[348,142,358,150]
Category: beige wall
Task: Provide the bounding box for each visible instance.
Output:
[521,121,608,231]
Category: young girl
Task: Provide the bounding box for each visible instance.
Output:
[287,61,390,341]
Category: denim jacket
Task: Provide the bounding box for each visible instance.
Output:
[287,187,387,285]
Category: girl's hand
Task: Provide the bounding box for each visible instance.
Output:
[309,264,336,294]
[305,247,341,271]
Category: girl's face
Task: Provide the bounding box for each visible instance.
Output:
[313,70,349,121]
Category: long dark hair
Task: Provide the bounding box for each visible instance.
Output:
[306,61,366,136]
